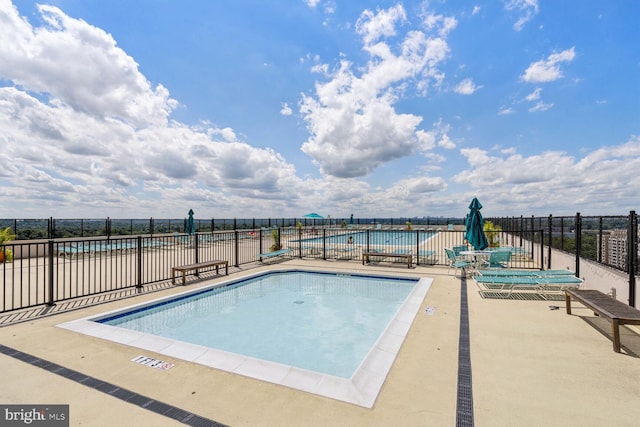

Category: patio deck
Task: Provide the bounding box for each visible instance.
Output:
[1,259,639,426]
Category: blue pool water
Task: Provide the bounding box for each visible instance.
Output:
[301,230,435,246]
[99,270,418,378]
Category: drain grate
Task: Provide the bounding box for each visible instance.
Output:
[456,276,474,427]
[0,344,228,427]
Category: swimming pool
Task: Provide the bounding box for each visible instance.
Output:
[59,269,432,407]
[299,230,435,246]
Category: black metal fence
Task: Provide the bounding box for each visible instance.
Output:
[0,217,466,240]
[0,227,541,314]
[2,211,638,314]
[489,211,638,306]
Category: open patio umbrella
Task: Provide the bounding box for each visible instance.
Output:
[303,212,323,227]
[465,197,489,250]
[185,209,196,235]
[303,213,324,219]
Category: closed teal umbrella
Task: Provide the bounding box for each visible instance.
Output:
[185,209,195,235]
[465,197,488,250]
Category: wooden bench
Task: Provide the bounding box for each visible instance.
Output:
[258,248,293,262]
[172,260,228,285]
[362,252,412,268]
[565,289,640,353]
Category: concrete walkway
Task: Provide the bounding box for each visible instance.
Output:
[1,259,639,426]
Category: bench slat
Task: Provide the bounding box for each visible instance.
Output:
[565,289,640,353]
[362,252,412,268]
[172,260,228,285]
[567,289,640,320]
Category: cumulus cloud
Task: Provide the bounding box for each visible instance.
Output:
[0,2,176,127]
[521,47,576,83]
[299,5,454,178]
[453,137,640,214]
[0,3,303,216]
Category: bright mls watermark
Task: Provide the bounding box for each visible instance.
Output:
[0,405,68,426]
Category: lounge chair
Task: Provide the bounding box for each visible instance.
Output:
[445,248,472,277]
[478,269,575,277]
[474,274,582,300]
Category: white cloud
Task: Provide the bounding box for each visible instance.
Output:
[528,101,553,112]
[0,4,304,216]
[504,0,539,31]
[438,133,456,149]
[299,5,454,178]
[453,137,640,214]
[280,103,293,116]
[355,4,407,46]
[0,3,176,128]
[455,78,482,95]
[521,47,576,83]
[422,11,458,38]
[524,88,542,101]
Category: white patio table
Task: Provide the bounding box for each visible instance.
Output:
[460,250,492,273]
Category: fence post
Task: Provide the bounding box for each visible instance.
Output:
[539,229,545,270]
[47,240,55,306]
[136,236,143,288]
[547,215,552,269]
[628,211,637,307]
[575,212,582,277]
[234,230,240,267]
[195,233,200,269]
[322,228,327,260]
[519,216,524,246]
[598,217,603,264]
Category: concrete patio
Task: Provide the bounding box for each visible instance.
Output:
[0,259,639,426]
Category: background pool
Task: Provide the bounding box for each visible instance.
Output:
[300,230,436,246]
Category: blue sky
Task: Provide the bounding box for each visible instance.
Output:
[1,0,639,219]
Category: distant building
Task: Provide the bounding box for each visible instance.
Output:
[599,229,639,271]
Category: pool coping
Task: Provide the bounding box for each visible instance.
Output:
[57,268,433,408]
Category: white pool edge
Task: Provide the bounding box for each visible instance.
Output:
[57,271,432,408]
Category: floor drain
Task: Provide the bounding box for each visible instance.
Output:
[293,300,304,304]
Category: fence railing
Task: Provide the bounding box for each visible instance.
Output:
[0,217,466,240]
[0,227,544,314]
[489,211,638,306]
[2,221,635,314]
